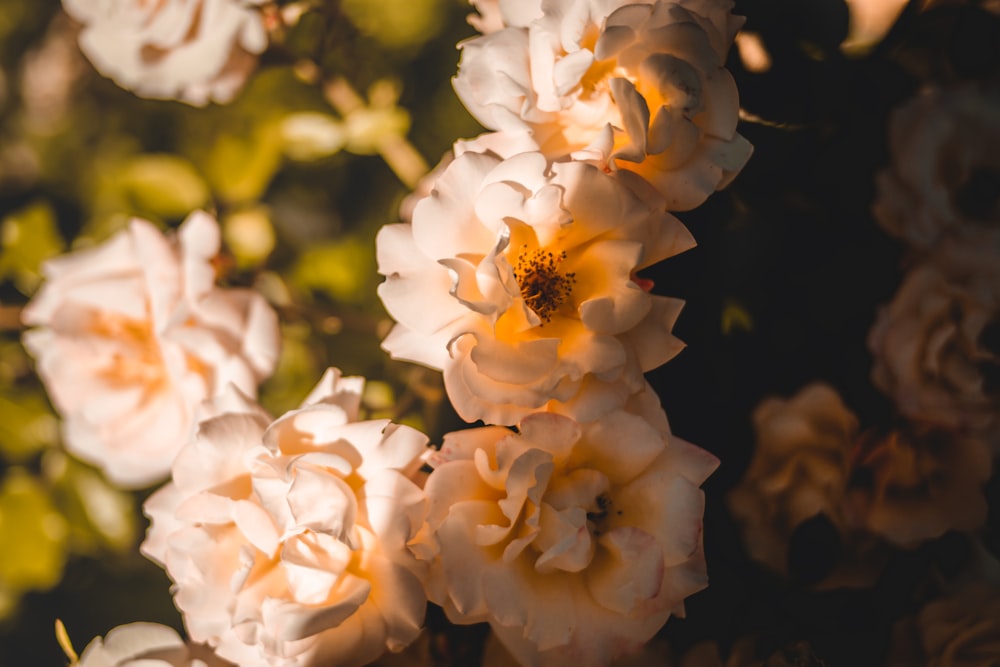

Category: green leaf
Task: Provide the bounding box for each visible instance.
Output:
[291,236,375,304]
[0,469,68,620]
[119,154,210,219]
[721,298,754,335]
[204,120,284,205]
[259,322,321,416]
[43,451,137,555]
[0,391,59,463]
[340,0,447,49]
[223,207,276,268]
[0,201,64,295]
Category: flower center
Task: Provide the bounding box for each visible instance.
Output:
[513,246,576,324]
[586,492,613,537]
[90,312,165,386]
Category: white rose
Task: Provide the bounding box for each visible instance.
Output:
[22,211,280,488]
[873,85,1000,248]
[453,0,752,210]
[61,0,268,106]
[467,0,543,33]
[141,369,432,667]
[727,383,858,576]
[420,394,718,667]
[868,233,1000,452]
[377,149,694,426]
[74,622,234,667]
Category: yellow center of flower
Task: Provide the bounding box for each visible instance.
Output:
[90,312,166,387]
[513,246,576,324]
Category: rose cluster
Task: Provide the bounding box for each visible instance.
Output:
[728,82,1000,586]
[31,0,752,665]
[62,0,270,105]
[375,0,750,663]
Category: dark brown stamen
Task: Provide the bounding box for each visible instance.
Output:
[513,245,576,324]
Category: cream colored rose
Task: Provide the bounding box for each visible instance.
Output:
[61,0,268,106]
[467,0,542,33]
[420,394,718,667]
[889,587,1000,667]
[377,149,694,426]
[141,369,431,667]
[868,233,1000,452]
[727,383,858,576]
[846,427,991,548]
[453,0,752,210]
[74,622,234,667]
[873,85,1000,247]
[22,211,279,488]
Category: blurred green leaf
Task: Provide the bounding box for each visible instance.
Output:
[291,236,375,304]
[340,0,448,49]
[282,8,328,59]
[43,451,137,555]
[362,380,396,412]
[0,340,34,386]
[0,391,59,463]
[223,206,276,269]
[119,154,210,219]
[0,201,63,295]
[396,412,428,435]
[0,468,68,620]
[721,298,754,335]
[205,120,285,205]
[259,322,321,416]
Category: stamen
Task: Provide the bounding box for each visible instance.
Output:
[513,245,576,324]
[586,493,611,524]
[587,493,612,536]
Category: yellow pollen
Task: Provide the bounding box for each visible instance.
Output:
[89,313,165,386]
[513,245,576,324]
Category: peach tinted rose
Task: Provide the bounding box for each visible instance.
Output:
[22,211,279,488]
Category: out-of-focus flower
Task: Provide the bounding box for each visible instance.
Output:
[847,427,991,548]
[453,0,752,210]
[20,13,86,134]
[868,233,1000,452]
[841,0,910,53]
[484,632,762,667]
[466,0,542,33]
[733,31,771,73]
[889,586,1000,667]
[727,383,858,576]
[419,396,718,667]
[0,469,69,620]
[377,150,693,426]
[61,0,268,106]
[73,622,234,667]
[22,211,280,488]
[873,86,1000,248]
[142,369,431,667]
